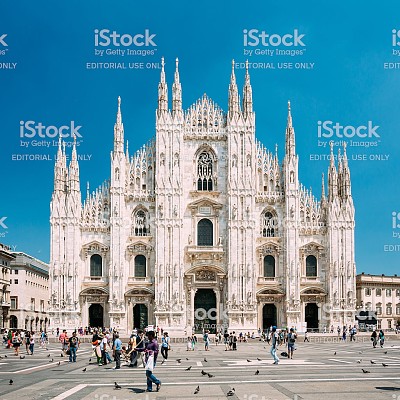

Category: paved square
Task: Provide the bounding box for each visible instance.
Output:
[0,335,400,400]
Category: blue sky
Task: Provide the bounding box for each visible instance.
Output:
[1,1,399,274]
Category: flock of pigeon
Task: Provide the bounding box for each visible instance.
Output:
[3,346,397,397]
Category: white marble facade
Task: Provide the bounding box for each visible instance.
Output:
[48,59,356,334]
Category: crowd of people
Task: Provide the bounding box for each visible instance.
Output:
[3,323,395,393]
[2,329,47,356]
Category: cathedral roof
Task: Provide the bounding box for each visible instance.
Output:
[184,93,226,129]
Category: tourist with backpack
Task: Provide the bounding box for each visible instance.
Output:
[287,328,297,359]
[232,332,238,350]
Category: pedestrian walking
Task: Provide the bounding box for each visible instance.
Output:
[127,332,137,367]
[91,329,102,365]
[304,331,309,342]
[136,330,146,367]
[270,326,279,364]
[100,334,109,365]
[203,330,210,351]
[186,336,192,351]
[161,332,170,360]
[113,333,122,370]
[59,329,68,354]
[232,331,238,350]
[135,331,161,392]
[371,330,378,348]
[191,334,196,351]
[379,330,385,348]
[287,328,297,359]
[224,330,230,351]
[29,332,35,355]
[12,331,22,356]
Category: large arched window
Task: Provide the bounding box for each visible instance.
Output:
[264,255,275,278]
[133,209,149,236]
[134,255,146,278]
[197,218,213,246]
[90,254,102,277]
[262,211,278,237]
[197,152,213,191]
[306,255,317,277]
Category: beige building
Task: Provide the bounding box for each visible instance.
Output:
[0,243,15,329]
[9,252,50,331]
[356,273,400,330]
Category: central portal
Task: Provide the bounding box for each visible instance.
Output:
[194,288,217,334]
[305,303,319,331]
[133,304,148,330]
[89,304,104,328]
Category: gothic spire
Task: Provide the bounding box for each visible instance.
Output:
[228,59,239,116]
[113,96,124,153]
[53,133,67,192]
[157,57,168,114]
[172,57,182,116]
[242,60,253,115]
[125,140,130,162]
[342,142,352,199]
[285,101,296,157]
[321,173,326,202]
[328,141,338,202]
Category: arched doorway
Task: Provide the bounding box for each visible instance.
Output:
[263,304,277,330]
[194,289,217,333]
[10,315,17,329]
[133,304,148,329]
[89,304,104,328]
[305,303,319,331]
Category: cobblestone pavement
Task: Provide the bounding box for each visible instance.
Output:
[0,336,400,399]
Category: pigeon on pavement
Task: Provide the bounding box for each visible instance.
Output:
[114,382,122,390]
[185,366,192,371]
[362,369,370,373]
[9,380,13,385]
[227,388,236,396]
[194,385,200,394]
[255,370,260,375]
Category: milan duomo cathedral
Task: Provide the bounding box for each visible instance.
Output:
[48,59,357,335]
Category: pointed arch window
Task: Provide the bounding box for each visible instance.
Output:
[264,255,275,278]
[133,210,149,236]
[306,255,317,277]
[134,255,146,278]
[197,218,213,246]
[262,211,278,237]
[90,254,102,277]
[197,152,213,191]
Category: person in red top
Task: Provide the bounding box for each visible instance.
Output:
[59,329,68,354]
